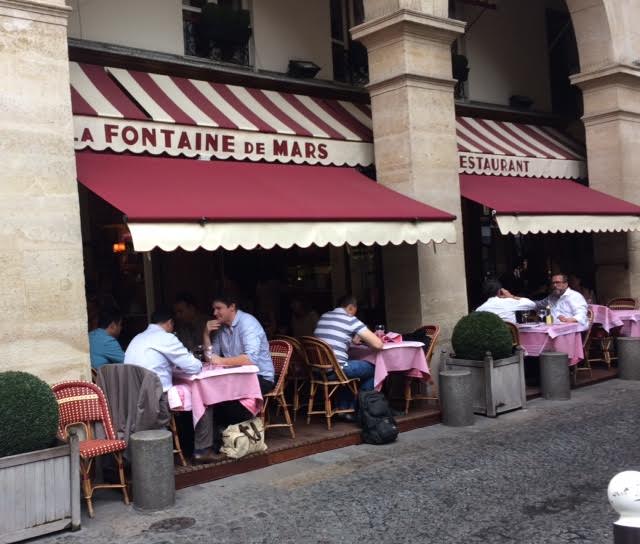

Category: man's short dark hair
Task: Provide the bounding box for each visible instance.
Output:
[212,290,242,308]
[151,306,174,324]
[482,279,502,300]
[97,306,122,329]
[174,292,197,307]
[337,294,357,308]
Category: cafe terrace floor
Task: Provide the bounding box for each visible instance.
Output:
[174,366,618,489]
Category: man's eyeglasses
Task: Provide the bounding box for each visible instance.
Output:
[551,280,567,285]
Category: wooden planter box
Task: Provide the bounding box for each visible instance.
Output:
[445,348,526,417]
[0,434,80,543]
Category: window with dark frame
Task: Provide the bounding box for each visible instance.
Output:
[330,0,368,85]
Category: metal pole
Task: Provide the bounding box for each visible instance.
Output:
[609,471,640,543]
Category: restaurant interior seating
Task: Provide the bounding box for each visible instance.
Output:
[606,297,638,310]
[262,339,295,438]
[300,336,359,430]
[52,380,130,518]
[574,309,595,384]
[273,334,311,422]
[403,325,440,415]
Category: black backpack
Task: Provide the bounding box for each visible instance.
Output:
[358,390,398,445]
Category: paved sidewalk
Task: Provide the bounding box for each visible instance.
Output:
[39,379,640,543]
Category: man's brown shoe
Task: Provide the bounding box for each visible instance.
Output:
[192,449,217,464]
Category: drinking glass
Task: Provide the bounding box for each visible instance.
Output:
[537,309,546,323]
[375,324,385,339]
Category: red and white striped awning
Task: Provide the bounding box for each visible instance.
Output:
[70,62,373,167]
[456,116,586,179]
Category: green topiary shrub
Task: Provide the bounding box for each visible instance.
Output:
[451,311,513,361]
[0,371,59,457]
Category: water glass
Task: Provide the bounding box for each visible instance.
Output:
[375,324,385,339]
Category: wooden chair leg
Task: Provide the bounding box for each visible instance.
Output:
[80,459,94,518]
[114,452,130,505]
[324,383,332,430]
[292,377,300,422]
[404,377,412,415]
[306,382,317,424]
[278,393,296,439]
[169,413,187,467]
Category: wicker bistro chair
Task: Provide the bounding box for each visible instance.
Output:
[299,336,359,430]
[403,325,440,415]
[505,322,521,350]
[262,339,295,438]
[574,308,595,384]
[607,297,638,310]
[273,334,311,421]
[52,380,130,518]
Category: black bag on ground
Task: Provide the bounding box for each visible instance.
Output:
[358,390,398,445]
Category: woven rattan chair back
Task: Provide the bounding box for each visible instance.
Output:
[505,322,520,348]
[53,380,116,441]
[268,339,294,394]
[300,336,349,382]
[607,297,637,310]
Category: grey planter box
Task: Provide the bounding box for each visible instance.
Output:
[0,433,80,543]
[445,348,526,417]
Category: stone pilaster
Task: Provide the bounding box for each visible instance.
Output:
[0,0,90,382]
[352,7,468,347]
[572,66,640,302]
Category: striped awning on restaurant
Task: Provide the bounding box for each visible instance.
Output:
[69,62,373,166]
[456,116,586,180]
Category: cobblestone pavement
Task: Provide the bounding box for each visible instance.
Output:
[39,379,640,544]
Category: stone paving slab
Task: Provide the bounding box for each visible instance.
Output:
[36,379,640,543]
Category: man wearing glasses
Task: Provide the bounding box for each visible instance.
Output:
[535,273,589,329]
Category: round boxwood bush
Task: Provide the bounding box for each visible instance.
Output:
[451,311,513,361]
[0,371,59,457]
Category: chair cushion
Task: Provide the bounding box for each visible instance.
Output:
[79,438,127,459]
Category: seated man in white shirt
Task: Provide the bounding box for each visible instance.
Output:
[124,307,216,464]
[535,273,589,329]
[475,279,537,323]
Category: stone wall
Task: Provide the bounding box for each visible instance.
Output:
[0,0,90,383]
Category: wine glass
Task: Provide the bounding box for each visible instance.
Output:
[375,324,385,339]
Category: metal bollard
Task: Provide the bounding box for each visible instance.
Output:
[439,370,474,427]
[608,471,640,543]
[130,429,175,511]
[617,338,640,381]
[539,352,570,400]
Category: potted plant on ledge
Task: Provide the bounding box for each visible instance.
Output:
[445,312,526,417]
[0,371,80,543]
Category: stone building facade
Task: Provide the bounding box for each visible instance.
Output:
[1,0,639,383]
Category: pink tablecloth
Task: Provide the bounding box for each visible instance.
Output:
[169,365,263,427]
[589,304,624,332]
[348,341,430,391]
[611,309,640,337]
[517,323,584,365]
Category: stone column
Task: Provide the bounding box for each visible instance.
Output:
[352,2,469,344]
[571,67,640,302]
[0,0,90,382]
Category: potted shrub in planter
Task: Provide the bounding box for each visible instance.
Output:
[0,371,80,542]
[446,312,526,417]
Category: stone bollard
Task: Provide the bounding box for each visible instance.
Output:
[539,352,570,400]
[130,430,175,511]
[617,338,640,381]
[439,370,474,427]
[608,471,640,543]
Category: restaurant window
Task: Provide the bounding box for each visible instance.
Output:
[330,0,368,85]
[183,0,252,66]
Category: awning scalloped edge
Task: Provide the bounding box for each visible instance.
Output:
[496,215,640,235]
[127,221,457,252]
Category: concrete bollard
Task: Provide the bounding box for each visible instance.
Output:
[539,352,570,400]
[439,370,474,427]
[617,338,640,381]
[130,430,175,511]
[608,471,640,543]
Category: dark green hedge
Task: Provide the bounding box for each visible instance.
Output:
[0,371,59,457]
[451,311,513,361]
